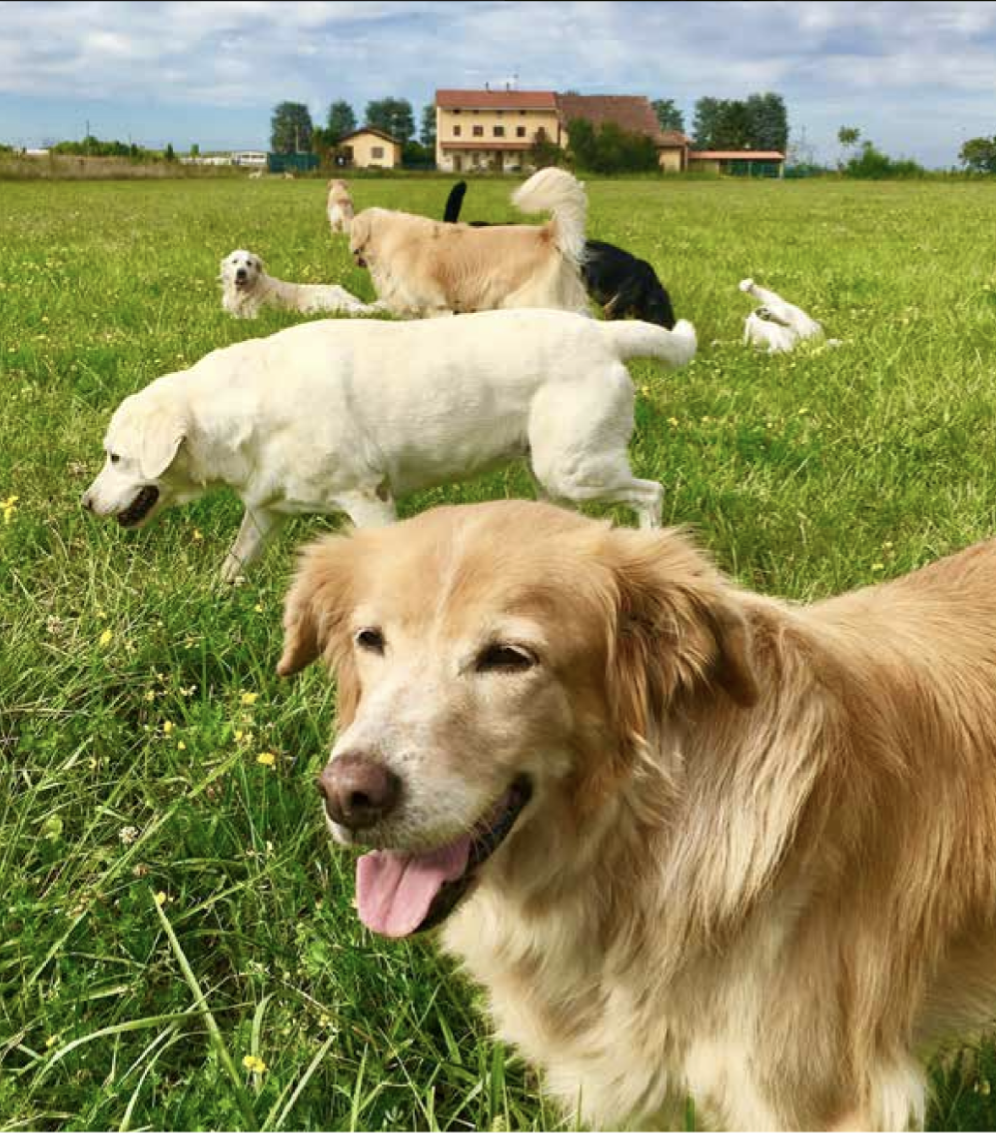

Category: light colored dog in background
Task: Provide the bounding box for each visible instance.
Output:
[282,497,996,1132]
[327,179,354,235]
[740,277,825,352]
[80,309,696,581]
[349,167,590,317]
[219,250,381,320]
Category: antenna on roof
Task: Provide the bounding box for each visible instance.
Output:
[485,81,490,91]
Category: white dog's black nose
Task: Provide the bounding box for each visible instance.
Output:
[235,268,248,281]
[317,754,401,830]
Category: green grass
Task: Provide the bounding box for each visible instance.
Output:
[2,176,996,1130]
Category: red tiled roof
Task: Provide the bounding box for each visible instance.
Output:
[436,89,558,110]
[556,94,669,144]
[659,130,691,147]
[690,150,785,160]
[337,126,401,145]
[440,141,535,151]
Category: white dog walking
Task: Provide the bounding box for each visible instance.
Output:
[327,179,354,235]
[81,309,697,581]
[740,278,824,353]
[219,249,382,320]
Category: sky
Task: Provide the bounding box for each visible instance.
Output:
[1,0,994,167]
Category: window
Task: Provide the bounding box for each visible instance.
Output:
[493,126,505,137]
[473,125,483,137]
[516,126,526,138]
[453,125,462,137]
[453,108,462,114]
[372,146,384,159]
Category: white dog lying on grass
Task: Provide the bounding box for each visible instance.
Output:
[219,249,382,319]
[81,309,697,581]
[740,278,825,353]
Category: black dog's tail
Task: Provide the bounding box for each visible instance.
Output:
[443,181,467,223]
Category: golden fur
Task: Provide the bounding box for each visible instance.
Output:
[279,500,996,1130]
[327,178,354,235]
[348,167,589,317]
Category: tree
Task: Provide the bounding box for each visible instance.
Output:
[567,119,657,174]
[189,143,200,158]
[326,100,356,141]
[746,92,788,152]
[529,127,563,170]
[365,98,415,145]
[959,136,996,173]
[711,100,752,149]
[692,97,723,148]
[837,125,861,169]
[164,142,175,162]
[652,98,684,134]
[420,103,436,149]
[270,102,314,154]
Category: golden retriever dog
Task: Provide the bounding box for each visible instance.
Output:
[327,178,354,235]
[218,249,382,320]
[279,499,996,1131]
[349,167,589,317]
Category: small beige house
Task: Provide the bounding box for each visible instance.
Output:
[337,127,402,169]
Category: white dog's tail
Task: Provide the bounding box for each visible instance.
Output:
[601,318,697,369]
[511,168,587,268]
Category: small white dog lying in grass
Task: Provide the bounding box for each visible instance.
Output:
[81,309,697,581]
[740,278,825,353]
[219,249,381,320]
[327,179,354,235]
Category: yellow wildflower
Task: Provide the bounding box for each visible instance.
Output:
[162,720,174,735]
[2,495,18,523]
[871,563,885,573]
[254,603,264,613]
[192,528,203,541]
[177,741,186,751]
[243,1054,267,1074]
[667,417,679,427]
[98,628,113,647]
[155,891,168,906]
[240,692,259,707]
[256,752,277,767]
[45,1035,60,1049]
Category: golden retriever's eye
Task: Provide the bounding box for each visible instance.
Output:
[476,644,535,673]
[356,627,385,654]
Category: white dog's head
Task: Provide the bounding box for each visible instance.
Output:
[81,384,202,527]
[219,249,265,295]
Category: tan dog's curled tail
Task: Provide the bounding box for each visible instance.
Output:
[511,168,587,269]
[600,317,697,369]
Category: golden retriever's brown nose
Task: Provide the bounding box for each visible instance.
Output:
[318,754,400,829]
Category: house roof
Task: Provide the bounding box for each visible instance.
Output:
[436,89,558,110]
[690,150,785,161]
[556,94,671,145]
[658,130,691,147]
[337,126,401,145]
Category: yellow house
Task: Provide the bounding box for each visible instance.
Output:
[436,89,561,173]
[337,127,402,170]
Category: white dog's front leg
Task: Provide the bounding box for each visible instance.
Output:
[221,508,287,582]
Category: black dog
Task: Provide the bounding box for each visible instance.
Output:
[442,181,676,329]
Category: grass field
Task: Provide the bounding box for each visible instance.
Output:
[3,175,996,1131]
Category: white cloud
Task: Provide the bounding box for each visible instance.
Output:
[1,1,995,163]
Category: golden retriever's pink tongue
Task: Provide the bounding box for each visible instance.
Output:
[356,837,472,938]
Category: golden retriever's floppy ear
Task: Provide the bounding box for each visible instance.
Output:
[606,528,759,745]
[278,536,363,724]
[139,407,188,480]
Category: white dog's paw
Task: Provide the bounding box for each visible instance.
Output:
[220,556,246,585]
[739,278,755,293]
